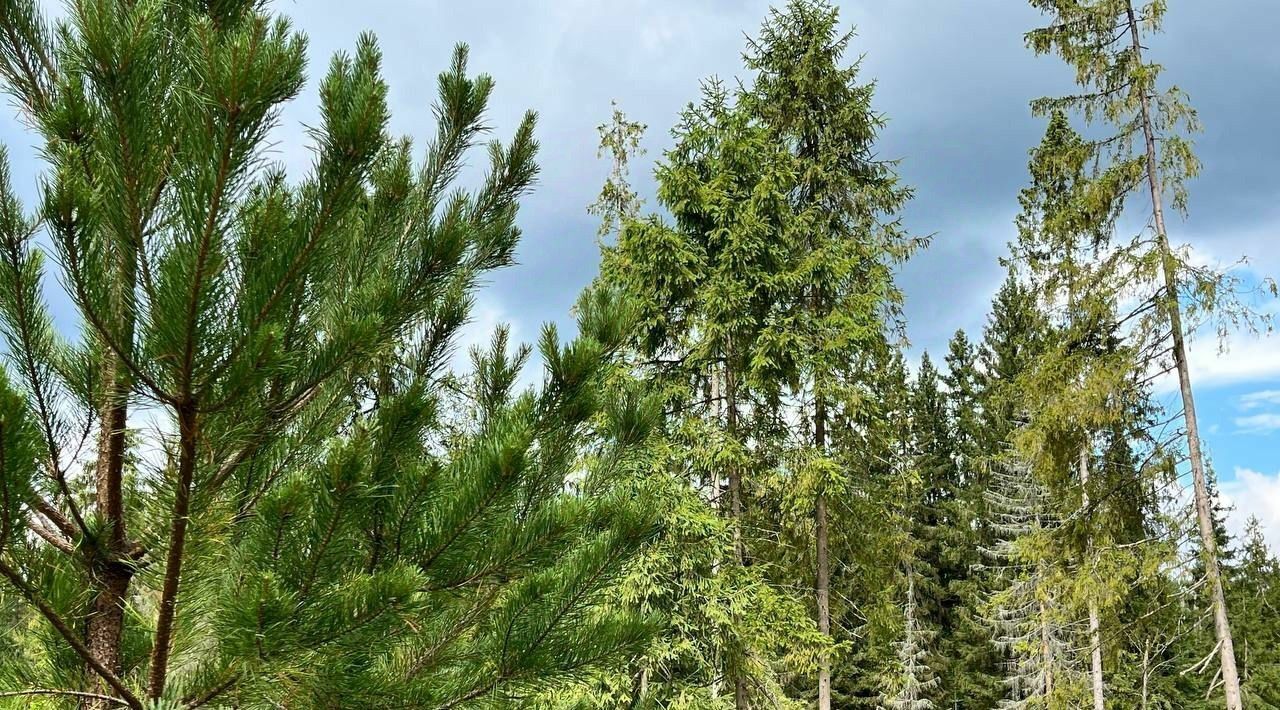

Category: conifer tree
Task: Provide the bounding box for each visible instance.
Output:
[940,330,1005,708]
[1227,519,1280,708]
[883,563,940,710]
[1012,109,1126,710]
[596,83,823,707]
[742,4,918,706]
[984,457,1081,709]
[904,353,957,707]
[1025,4,1278,705]
[0,1,657,706]
[829,346,917,708]
[581,103,826,710]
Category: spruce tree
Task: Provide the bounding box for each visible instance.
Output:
[596,83,822,707]
[742,4,918,706]
[883,563,941,710]
[0,1,656,706]
[1025,4,1277,705]
[1228,519,1280,708]
[940,330,1005,708]
[984,457,1081,708]
[904,353,956,708]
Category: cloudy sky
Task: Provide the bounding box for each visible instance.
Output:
[2,1,1276,545]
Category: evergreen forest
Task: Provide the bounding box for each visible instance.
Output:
[0,0,1276,708]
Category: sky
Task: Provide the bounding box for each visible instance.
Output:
[1,1,1276,546]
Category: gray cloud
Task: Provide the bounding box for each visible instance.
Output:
[4,0,1276,364]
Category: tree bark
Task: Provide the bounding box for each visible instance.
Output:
[1079,445,1105,710]
[815,394,831,710]
[147,401,199,700]
[1039,596,1054,698]
[86,396,130,709]
[723,357,750,710]
[86,293,135,710]
[1141,643,1151,710]
[1124,5,1243,707]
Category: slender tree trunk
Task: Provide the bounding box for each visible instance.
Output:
[814,394,831,710]
[1141,643,1151,710]
[1039,595,1054,697]
[147,401,199,700]
[723,356,750,710]
[86,245,137,709]
[86,368,131,710]
[1079,445,1105,710]
[1124,5,1243,707]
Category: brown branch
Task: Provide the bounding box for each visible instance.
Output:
[145,402,198,700]
[31,494,78,541]
[183,671,239,709]
[26,518,77,555]
[0,557,143,709]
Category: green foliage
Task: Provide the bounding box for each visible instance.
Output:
[0,2,1273,709]
[0,1,655,706]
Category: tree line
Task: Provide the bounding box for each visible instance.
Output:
[0,0,1274,708]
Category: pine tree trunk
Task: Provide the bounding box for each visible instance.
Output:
[86,379,130,709]
[1079,445,1105,710]
[86,253,136,709]
[1123,5,1243,707]
[148,401,199,700]
[815,394,831,710]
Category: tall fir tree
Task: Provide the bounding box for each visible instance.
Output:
[596,82,824,707]
[742,3,919,706]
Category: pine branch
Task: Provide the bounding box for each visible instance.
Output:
[0,557,143,709]
[0,689,129,706]
[146,402,199,700]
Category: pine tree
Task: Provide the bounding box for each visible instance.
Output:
[0,2,656,706]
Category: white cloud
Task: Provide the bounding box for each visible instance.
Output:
[1153,327,1280,393]
[1240,389,1280,410]
[1221,467,1280,552]
[1235,412,1280,434]
[1232,387,1280,434]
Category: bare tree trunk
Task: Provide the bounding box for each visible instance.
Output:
[1124,5,1243,707]
[1141,643,1151,710]
[1079,445,1105,710]
[815,394,831,710]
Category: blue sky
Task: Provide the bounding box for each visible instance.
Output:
[2,1,1276,546]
